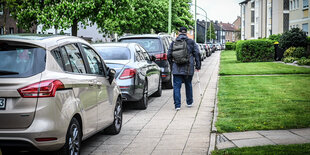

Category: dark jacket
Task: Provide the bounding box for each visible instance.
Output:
[168,34,201,75]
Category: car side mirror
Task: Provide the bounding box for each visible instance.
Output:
[107,68,116,84]
[150,55,156,62]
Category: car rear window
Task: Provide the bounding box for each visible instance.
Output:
[120,38,161,53]
[95,47,131,60]
[0,41,46,78]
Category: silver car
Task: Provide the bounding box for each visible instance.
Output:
[93,43,162,110]
[0,34,122,154]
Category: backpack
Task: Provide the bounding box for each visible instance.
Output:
[172,39,190,64]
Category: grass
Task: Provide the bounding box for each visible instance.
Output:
[220,50,310,75]
[216,75,310,132]
[212,143,310,155]
[216,50,310,133]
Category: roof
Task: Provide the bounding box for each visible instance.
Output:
[239,0,250,4]
[92,42,132,48]
[219,23,237,31]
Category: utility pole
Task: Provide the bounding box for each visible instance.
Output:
[194,0,197,42]
[168,0,172,34]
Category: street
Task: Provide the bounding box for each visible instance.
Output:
[80,51,220,155]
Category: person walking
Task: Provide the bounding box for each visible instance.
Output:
[168,27,201,111]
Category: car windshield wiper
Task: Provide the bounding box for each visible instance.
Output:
[0,70,19,75]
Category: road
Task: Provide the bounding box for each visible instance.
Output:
[80,51,220,155]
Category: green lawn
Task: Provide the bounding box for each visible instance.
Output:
[212,143,310,155]
[220,50,310,75]
[216,75,310,132]
[216,50,310,133]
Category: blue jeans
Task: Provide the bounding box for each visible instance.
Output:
[173,75,193,108]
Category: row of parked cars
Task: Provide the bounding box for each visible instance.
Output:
[0,33,221,154]
[0,33,178,154]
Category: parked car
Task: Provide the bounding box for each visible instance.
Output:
[119,34,174,89]
[203,44,212,57]
[0,34,123,154]
[93,43,162,110]
[216,43,222,51]
[197,43,205,61]
[199,43,207,60]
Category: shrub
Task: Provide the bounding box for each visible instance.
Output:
[283,56,296,63]
[236,39,275,62]
[284,47,296,58]
[293,47,307,58]
[279,28,307,50]
[297,57,310,65]
[268,34,282,42]
[225,42,236,50]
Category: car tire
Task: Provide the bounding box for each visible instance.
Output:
[136,81,148,110]
[55,117,81,155]
[104,97,122,135]
[153,77,162,97]
[165,74,173,89]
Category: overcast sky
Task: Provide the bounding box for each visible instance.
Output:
[191,0,243,23]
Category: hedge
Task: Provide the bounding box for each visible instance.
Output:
[225,42,236,50]
[236,39,275,62]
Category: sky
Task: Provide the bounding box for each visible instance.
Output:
[191,0,243,24]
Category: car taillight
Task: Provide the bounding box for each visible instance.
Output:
[155,53,167,60]
[18,80,64,98]
[119,68,136,80]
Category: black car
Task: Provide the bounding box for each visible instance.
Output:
[119,34,174,89]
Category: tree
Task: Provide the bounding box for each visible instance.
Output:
[206,22,216,42]
[279,28,307,50]
[0,0,21,34]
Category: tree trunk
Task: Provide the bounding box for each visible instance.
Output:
[3,4,7,34]
[71,19,78,36]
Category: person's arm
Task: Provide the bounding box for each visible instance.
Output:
[193,42,201,71]
[167,42,173,64]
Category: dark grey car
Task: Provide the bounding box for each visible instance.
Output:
[93,43,162,110]
[119,34,174,89]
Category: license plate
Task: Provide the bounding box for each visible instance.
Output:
[0,98,6,110]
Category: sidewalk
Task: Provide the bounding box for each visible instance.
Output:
[215,128,310,150]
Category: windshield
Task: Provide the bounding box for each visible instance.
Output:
[0,41,46,78]
[95,46,131,60]
[120,38,161,53]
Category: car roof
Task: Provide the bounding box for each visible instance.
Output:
[92,42,135,48]
[119,34,171,40]
[0,34,89,50]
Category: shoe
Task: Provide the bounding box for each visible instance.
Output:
[187,104,192,108]
[175,107,181,111]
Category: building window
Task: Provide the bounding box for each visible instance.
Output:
[284,0,290,10]
[283,13,289,32]
[251,11,255,23]
[9,27,14,34]
[297,0,300,8]
[302,23,308,35]
[251,25,255,37]
[303,0,309,8]
[251,2,255,8]
[0,3,3,16]
[0,27,3,35]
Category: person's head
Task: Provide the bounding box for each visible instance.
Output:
[179,27,187,34]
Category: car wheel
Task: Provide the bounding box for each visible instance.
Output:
[136,81,148,110]
[165,74,173,89]
[104,97,122,135]
[153,77,162,97]
[55,117,81,155]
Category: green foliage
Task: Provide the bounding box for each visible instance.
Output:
[293,47,308,58]
[283,56,296,63]
[236,39,275,62]
[297,57,310,65]
[283,47,296,58]
[11,0,193,36]
[268,34,282,42]
[279,28,307,50]
[206,22,216,41]
[225,42,236,50]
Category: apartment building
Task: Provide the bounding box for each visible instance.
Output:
[289,0,310,35]
[240,0,290,40]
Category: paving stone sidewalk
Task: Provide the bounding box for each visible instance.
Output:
[215,128,310,150]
